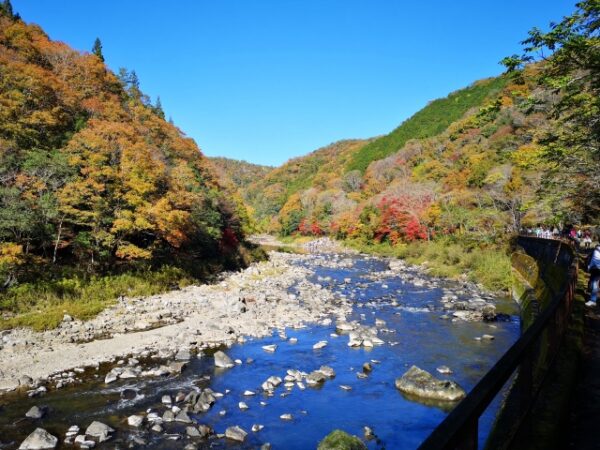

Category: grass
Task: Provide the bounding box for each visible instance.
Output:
[348,237,512,292]
[0,267,195,331]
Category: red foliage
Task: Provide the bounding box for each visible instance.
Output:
[298,218,323,236]
[374,195,430,244]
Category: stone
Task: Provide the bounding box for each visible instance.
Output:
[74,435,95,448]
[162,410,175,422]
[262,344,277,353]
[364,426,375,439]
[280,413,293,421]
[395,366,466,402]
[119,367,138,379]
[317,430,367,450]
[318,366,336,378]
[18,428,58,449]
[306,371,327,386]
[161,394,172,404]
[266,376,282,386]
[127,415,144,427]
[362,363,373,373]
[238,402,249,410]
[198,424,213,437]
[313,340,328,350]
[186,426,201,437]
[436,366,453,375]
[213,351,234,368]
[151,424,163,433]
[252,424,264,432]
[339,385,352,391]
[482,334,495,340]
[225,426,247,442]
[104,371,118,384]
[175,411,192,423]
[85,421,114,443]
[243,390,256,396]
[25,405,46,419]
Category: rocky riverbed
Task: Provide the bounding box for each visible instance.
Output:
[0,249,520,449]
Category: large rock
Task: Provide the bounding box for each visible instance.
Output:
[395,365,466,402]
[19,428,58,449]
[225,425,247,442]
[317,430,367,450]
[213,351,234,369]
[85,421,114,442]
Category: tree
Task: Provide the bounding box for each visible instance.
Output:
[154,96,165,119]
[503,0,600,221]
[92,37,104,62]
[0,0,14,19]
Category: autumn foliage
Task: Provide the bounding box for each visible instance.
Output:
[0,14,246,285]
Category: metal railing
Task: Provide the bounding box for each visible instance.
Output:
[418,236,578,449]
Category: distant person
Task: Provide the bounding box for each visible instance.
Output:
[583,230,592,249]
[587,244,600,307]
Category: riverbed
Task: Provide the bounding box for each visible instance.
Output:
[0,251,520,449]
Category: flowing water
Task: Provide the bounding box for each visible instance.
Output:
[0,253,520,449]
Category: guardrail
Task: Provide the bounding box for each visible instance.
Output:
[418,236,578,449]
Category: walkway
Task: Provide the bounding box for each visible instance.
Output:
[567,251,600,450]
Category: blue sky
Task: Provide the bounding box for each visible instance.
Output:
[17,1,576,166]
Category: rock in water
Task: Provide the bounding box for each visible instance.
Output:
[25,405,45,419]
[225,426,247,442]
[317,430,367,450]
[395,365,466,402]
[85,421,114,442]
[262,344,277,353]
[214,351,234,369]
[19,428,58,449]
[127,415,144,427]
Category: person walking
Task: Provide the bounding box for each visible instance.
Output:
[587,244,600,307]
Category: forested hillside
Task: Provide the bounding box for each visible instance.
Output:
[0,5,253,327]
[209,157,272,192]
[232,1,599,289]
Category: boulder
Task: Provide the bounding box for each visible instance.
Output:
[18,428,58,449]
[317,430,367,450]
[395,366,466,402]
[225,426,247,442]
[213,351,234,369]
[85,421,114,442]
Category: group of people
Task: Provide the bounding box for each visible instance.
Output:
[588,243,600,308]
[522,225,595,249]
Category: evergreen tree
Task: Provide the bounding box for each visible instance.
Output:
[154,96,165,119]
[92,37,104,62]
[1,0,14,19]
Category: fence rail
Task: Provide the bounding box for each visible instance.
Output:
[418,236,578,449]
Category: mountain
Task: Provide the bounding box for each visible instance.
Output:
[0,10,250,288]
[243,139,370,229]
[209,157,272,192]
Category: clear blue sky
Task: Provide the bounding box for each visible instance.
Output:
[17,1,576,166]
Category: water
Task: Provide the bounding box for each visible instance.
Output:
[0,254,520,449]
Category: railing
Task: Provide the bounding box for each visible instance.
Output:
[418,236,578,449]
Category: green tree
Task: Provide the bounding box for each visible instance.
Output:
[154,96,165,119]
[92,37,104,62]
[504,0,600,221]
[1,0,14,19]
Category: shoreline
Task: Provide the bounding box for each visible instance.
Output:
[0,252,351,393]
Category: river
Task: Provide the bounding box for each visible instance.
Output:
[0,252,520,449]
